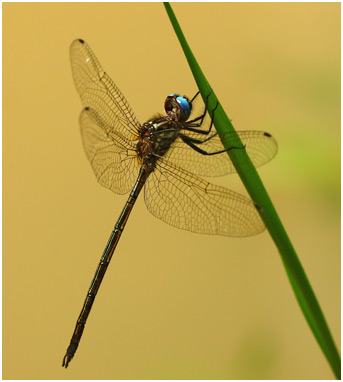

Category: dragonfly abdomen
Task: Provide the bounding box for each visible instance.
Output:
[62,169,149,368]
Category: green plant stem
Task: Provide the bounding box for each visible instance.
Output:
[164,2,340,379]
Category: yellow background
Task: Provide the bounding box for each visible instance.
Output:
[3,3,340,379]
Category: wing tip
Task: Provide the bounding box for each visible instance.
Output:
[254,202,263,211]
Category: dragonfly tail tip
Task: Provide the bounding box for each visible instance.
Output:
[62,354,72,368]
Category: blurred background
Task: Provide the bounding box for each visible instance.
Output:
[3,3,340,379]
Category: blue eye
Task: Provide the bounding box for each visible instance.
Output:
[164,94,192,122]
[176,96,191,121]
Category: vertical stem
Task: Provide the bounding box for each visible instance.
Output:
[164,2,340,378]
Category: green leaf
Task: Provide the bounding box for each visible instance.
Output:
[164,2,340,379]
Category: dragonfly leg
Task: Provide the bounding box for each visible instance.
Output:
[180,135,245,156]
[189,90,200,103]
[181,100,219,135]
[179,131,219,144]
[187,89,215,125]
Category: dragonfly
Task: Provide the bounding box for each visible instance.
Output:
[62,39,278,368]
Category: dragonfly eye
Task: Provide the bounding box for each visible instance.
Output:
[165,94,191,122]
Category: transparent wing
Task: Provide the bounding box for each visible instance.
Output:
[80,108,139,195]
[164,130,278,177]
[144,158,265,237]
[70,39,140,140]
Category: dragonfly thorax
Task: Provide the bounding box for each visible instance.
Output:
[164,94,191,122]
[136,118,179,170]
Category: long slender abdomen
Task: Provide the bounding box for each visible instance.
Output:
[62,168,149,368]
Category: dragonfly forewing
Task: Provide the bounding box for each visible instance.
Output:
[164,130,278,177]
[70,39,141,141]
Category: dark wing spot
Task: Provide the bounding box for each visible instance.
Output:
[78,38,85,44]
[264,132,272,137]
[254,203,263,211]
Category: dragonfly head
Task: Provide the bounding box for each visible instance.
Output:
[164,94,191,122]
